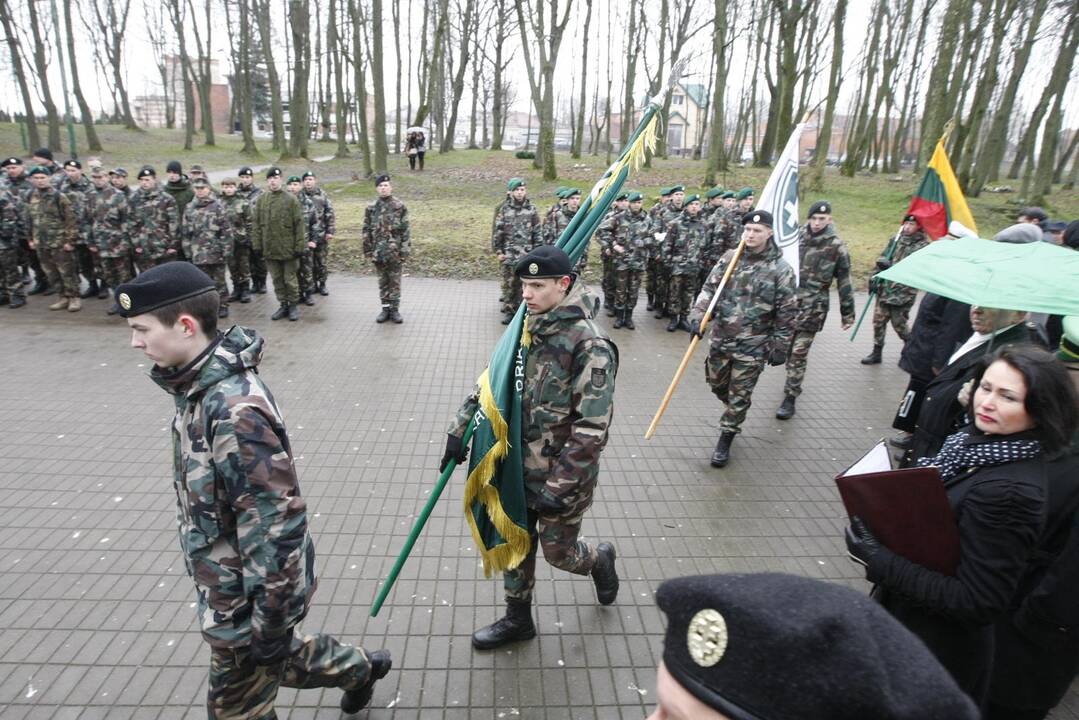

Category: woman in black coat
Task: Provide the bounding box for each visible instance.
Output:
[846,345,1079,708]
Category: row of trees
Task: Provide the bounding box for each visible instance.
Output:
[1,0,1076,202]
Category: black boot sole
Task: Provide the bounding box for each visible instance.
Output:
[471,626,536,651]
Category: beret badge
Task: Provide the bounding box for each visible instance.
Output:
[118,293,132,311]
[528,262,539,276]
[687,608,728,668]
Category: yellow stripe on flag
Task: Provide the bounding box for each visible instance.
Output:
[928,140,978,236]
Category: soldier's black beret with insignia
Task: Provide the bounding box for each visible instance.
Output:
[1,157,23,167]
[669,184,685,193]
[63,159,82,170]
[507,177,525,191]
[114,262,217,318]
[374,174,391,186]
[191,178,211,189]
[705,187,724,199]
[28,165,49,176]
[238,166,254,176]
[287,175,302,184]
[808,200,831,216]
[137,166,156,179]
[735,187,754,200]
[627,191,643,202]
[903,213,918,224]
[166,160,182,174]
[302,170,316,180]
[266,167,283,179]
[515,245,573,279]
[743,210,773,228]
[656,573,980,720]
[684,194,701,205]
[111,167,128,177]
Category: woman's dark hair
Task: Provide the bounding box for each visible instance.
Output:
[972,344,1079,454]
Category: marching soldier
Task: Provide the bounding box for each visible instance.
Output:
[302,171,336,296]
[219,178,253,304]
[862,214,930,364]
[600,191,630,316]
[776,201,855,419]
[491,177,541,324]
[287,175,319,307]
[544,186,569,228]
[26,165,80,311]
[600,190,652,329]
[663,193,707,332]
[652,185,685,320]
[117,263,392,718]
[251,167,304,322]
[127,166,180,272]
[0,184,25,308]
[181,178,234,319]
[441,245,620,650]
[237,166,268,295]
[87,167,133,315]
[361,174,410,324]
[689,211,797,467]
[163,160,194,225]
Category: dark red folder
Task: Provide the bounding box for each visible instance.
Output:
[835,441,961,576]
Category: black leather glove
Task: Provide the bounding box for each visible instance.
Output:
[875,258,892,271]
[534,486,567,515]
[845,516,882,568]
[868,276,879,294]
[768,348,788,366]
[687,318,705,340]
[251,626,294,667]
[439,433,469,472]
[293,251,305,259]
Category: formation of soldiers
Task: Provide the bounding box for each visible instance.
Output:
[0,149,336,322]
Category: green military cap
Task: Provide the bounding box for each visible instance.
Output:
[627,191,643,202]
[555,185,569,196]
[615,191,629,201]
[556,188,572,199]
[669,184,685,194]
[507,177,526,191]
[564,188,581,198]
[28,165,49,176]
[735,187,754,200]
[286,175,302,184]
[684,194,701,204]
[659,186,673,197]
[705,187,724,199]
[721,190,735,199]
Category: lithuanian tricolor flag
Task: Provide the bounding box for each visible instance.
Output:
[907,139,978,240]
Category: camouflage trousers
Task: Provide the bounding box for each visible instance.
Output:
[312,243,328,286]
[76,244,103,283]
[99,255,134,291]
[652,262,670,312]
[601,255,615,307]
[613,268,642,311]
[500,264,523,314]
[207,632,374,720]
[250,249,268,285]
[375,260,402,309]
[504,507,599,603]
[666,272,696,316]
[705,348,767,434]
[782,330,818,398]
[297,250,314,295]
[0,246,24,299]
[38,245,79,298]
[198,263,229,308]
[872,300,913,347]
[267,258,300,305]
[228,244,251,288]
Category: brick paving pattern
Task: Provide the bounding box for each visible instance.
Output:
[0,274,1075,718]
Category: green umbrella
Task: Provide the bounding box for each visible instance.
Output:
[876,236,1079,315]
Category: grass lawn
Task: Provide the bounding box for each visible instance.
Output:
[4,123,1077,282]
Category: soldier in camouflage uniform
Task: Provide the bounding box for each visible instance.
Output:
[441,245,620,650]
[303,171,335,296]
[128,166,180,272]
[1,157,46,295]
[599,191,652,329]
[219,179,253,305]
[729,187,754,226]
[287,176,320,307]
[700,186,725,222]
[252,167,304,322]
[26,166,81,312]
[87,167,132,315]
[545,188,587,273]
[362,174,410,324]
[776,201,856,419]
[237,167,268,294]
[599,192,629,316]
[109,168,136,286]
[0,184,25,308]
[543,187,569,229]
[652,185,685,320]
[862,214,930,364]
[700,196,738,288]
[492,178,542,323]
[663,194,707,332]
[117,263,391,718]
[58,160,107,300]
[645,187,672,311]
[688,210,797,467]
[182,179,234,319]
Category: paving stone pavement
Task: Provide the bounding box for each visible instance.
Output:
[0,273,1075,719]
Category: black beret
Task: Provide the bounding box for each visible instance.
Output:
[515,245,573,279]
[903,213,918,224]
[63,159,82,170]
[32,147,53,161]
[301,170,316,180]
[266,167,282,179]
[808,200,831,216]
[238,166,254,176]
[114,262,217,318]
[743,209,773,228]
[656,573,980,720]
[137,166,156,179]
[166,160,182,174]
[1019,206,1047,222]
[374,174,391,185]
[1,157,23,167]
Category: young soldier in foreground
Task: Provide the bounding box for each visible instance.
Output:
[117,262,390,717]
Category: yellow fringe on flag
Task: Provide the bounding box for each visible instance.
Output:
[592,112,660,202]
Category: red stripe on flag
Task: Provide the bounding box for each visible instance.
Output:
[907,197,948,240]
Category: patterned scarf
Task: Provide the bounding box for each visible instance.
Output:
[917,428,1042,481]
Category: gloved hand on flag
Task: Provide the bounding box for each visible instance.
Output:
[439,433,469,472]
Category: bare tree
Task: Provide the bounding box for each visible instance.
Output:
[804,0,845,191]
[287,0,312,159]
[329,0,350,157]
[61,0,103,150]
[1028,5,1079,202]
[571,0,592,159]
[166,0,197,149]
[620,0,643,149]
[438,0,477,151]
[391,0,403,152]
[488,0,515,149]
[253,0,286,151]
[0,0,42,148]
[369,0,390,167]
[703,0,731,184]
[184,0,216,144]
[349,0,374,176]
[84,0,139,129]
[145,2,176,129]
[916,0,969,169]
[26,0,62,148]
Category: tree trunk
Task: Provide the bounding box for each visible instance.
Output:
[439,0,477,152]
[467,10,482,149]
[917,0,968,169]
[287,0,311,159]
[86,0,138,129]
[254,0,286,151]
[1053,130,1079,185]
[329,0,350,157]
[370,0,390,167]
[703,0,729,184]
[184,0,216,145]
[25,0,62,149]
[0,2,41,149]
[888,0,930,173]
[350,0,374,176]
[237,0,258,153]
[167,0,197,150]
[839,0,882,177]
[620,0,641,149]
[643,0,667,167]
[62,0,103,150]
[490,0,508,150]
[804,0,845,192]
[1028,6,1079,201]
[571,0,592,159]
[392,0,403,153]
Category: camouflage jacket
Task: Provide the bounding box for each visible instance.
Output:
[165,178,195,227]
[220,194,252,247]
[57,174,94,245]
[449,281,618,511]
[251,189,304,260]
[87,184,130,257]
[237,184,263,205]
[664,211,707,276]
[702,210,738,271]
[295,192,321,248]
[874,229,929,306]
[303,187,336,242]
[491,197,541,265]
[598,208,653,272]
[543,205,575,246]
[689,237,797,359]
[794,224,856,333]
[26,185,76,251]
[151,326,316,649]
[182,196,234,265]
[362,195,410,264]
[127,185,179,259]
[0,187,23,251]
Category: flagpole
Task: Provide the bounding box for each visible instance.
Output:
[645,237,747,439]
[850,223,903,342]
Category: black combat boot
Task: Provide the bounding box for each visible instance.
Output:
[29,277,49,295]
[80,279,99,299]
[97,282,109,299]
[340,649,392,715]
[0,293,7,305]
[376,307,391,323]
[472,601,536,650]
[271,304,289,321]
[591,542,619,605]
[229,283,243,302]
[666,316,680,332]
[861,345,883,365]
[287,304,299,321]
[302,291,316,306]
[254,278,267,294]
[9,295,26,309]
[655,306,666,319]
[710,431,735,468]
[390,307,403,324]
[646,294,654,312]
[775,395,796,420]
[318,281,329,296]
[677,315,692,333]
[239,281,252,303]
[612,308,624,329]
[622,309,635,330]
[605,302,616,317]
[218,306,230,319]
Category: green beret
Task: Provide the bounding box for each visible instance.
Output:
[721,191,735,199]
[627,191,643,202]
[735,187,754,200]
[555,185,569,196]
[28,165,49,177]
[287,175,302,184]
[659,186,673,197]
[191,178,211,189]
[615,192,629,201]
[684,194,701,205]
[564,188,581,198]
[507,177,525,191]
[114,262,216,318]
[670,184,685,194]
[705,187,724,199]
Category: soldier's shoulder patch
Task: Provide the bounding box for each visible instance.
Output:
[591,367,607,389]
